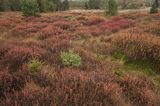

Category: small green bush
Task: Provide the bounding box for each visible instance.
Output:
[21,0,40,17]
[27,59,44,73]
[60,50,82,67]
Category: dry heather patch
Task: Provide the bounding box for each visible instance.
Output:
[1,67,159,106]
[99,16,134,33]
[112,30,160,71]
[0,42,49,71]
[12,22,47,36]
[38,25,64,39]
[139,22,160,36]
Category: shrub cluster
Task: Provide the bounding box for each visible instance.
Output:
[100,16,134,32]
[0,44,48,71]
[12,23,46,36]
[112,31,160,71]
[39,25,63,39]
[85,16,105,25]
[0,68,159,106]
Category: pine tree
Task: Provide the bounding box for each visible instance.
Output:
[0,0,4,11]
[37,0,45,12]
[21,0,40,17]
[106,0,118,16]
[63,0,69,10]
[85,2,89,9]
[88,0,100,9]
[10,0,21,11]
[150,3,158,13]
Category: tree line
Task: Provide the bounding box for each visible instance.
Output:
[0,0,69,12]
[0,0,159,17]
[85,0,159,10]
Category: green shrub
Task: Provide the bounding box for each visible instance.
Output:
[21,0,40,17]
[46,1,57,12]
[106,0,118,16]
[150,4,158,14]
[27,59,44,73]
[10,0,21,11]
[37,0,47,12]
[0,1,4,11]
[60,50,82,67]
[88,0,101,9]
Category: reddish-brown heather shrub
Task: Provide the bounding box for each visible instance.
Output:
[53,21,72,30]
[0,69,29,98]
[18,82,51,106]
[103,83,127,106]
[74,47,100,70]
[120,73,159,106]
[0,68,160,106]
[140,22,160,36]
[112,32,160,70]
[12,23,47,36]
[85,17,105,25]
[1,45,47,71]
[72,27,92,40]
[49,69,126,106]
[0,19,15,28]
[76,16,88,21]
[100,36,113,43]
[120,12,148,20]
[43,38,71,65]
[81,40,113,55]
[43,38,70,53]
[89,26,104,36]
[0,71,13,97]
[22,16,58,23]
[22,16,38,22]
[23,15,65,23]
[0,82,51,106]
[100,16,134,32]
[0,43,12,60]
[91,41,113,55]
[38,25,64,39]
[75,16,89,25]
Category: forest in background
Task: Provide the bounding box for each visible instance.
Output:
[0,0,158,12]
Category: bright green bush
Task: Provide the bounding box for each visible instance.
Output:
[60,50,82,67]
[27,59,44,73]
[21,0,40,17]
